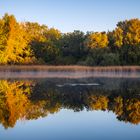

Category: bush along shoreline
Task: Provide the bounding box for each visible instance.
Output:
[0,13,140,66]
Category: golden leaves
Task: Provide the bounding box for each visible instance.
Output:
[85,32,109,48]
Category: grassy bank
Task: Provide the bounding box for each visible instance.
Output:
[0,65,140,72]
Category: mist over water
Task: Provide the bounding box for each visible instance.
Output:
[0,71,140,79]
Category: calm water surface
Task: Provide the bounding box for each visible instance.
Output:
[0,72,140,140]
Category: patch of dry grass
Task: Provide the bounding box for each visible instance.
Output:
[0,65,139,72]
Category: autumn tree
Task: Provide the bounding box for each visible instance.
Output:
[108,27,123,49]
[0,14,34,64]
[117,19,140,47]
[114,19,140,65]
[24,22,61,63]
[85,32,109,49]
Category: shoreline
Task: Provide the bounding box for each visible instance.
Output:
[0,65,140,72]
[0,66,140,79]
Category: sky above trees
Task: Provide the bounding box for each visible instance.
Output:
[0,0,140,33]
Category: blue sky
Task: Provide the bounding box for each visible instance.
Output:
[0,0,140,33]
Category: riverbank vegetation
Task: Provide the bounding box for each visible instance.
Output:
[0,13,140,65]
[0,65,140,72]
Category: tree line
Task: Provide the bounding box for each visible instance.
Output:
[0,13,140,65]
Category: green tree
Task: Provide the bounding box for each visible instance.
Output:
[59,30,86,64]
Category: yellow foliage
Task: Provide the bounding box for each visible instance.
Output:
[118,19,140,47]
[85,32,109,48]
[112,27,123,47]
[0,14,33,64]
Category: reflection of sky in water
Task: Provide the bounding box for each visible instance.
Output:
[0,109,140,140]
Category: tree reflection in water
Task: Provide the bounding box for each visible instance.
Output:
[0,78,140,129]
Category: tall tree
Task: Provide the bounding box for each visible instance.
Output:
[0,14,34,64]
[117,19,140,47]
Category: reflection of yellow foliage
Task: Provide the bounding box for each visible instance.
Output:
[1,79,140,128]
[5,86,29,127]
[88,95,109,110]
[113,97,140,125]
[113,96,123,116]
[125,99,140,125]
[0,80,31,128]
[0,80,61,128]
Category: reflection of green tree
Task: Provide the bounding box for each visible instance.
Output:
[0,79,140,128]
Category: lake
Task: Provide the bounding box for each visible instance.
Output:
[0,70,140,140]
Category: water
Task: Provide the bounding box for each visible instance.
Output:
[0,70,140,78]
[0,74,140,140]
